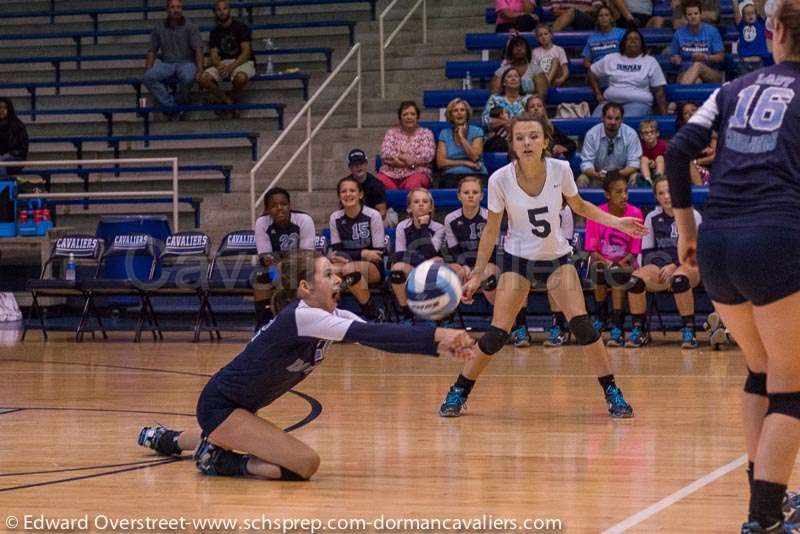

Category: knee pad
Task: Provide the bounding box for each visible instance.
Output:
[744,369,767,397]
[628,276,647,294]
[390,270,407,284]
[766,391,800,421]
[568,314,601,345]
[477,325,510,355]
[669,275,691,293]
[609,265,632,287]
[279,466,308,481]
[480,274,497,292]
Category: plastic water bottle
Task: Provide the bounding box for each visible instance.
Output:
[263,38,276,75]
[65,253,76,282]
[462,70,472,90]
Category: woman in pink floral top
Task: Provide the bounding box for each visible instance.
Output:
[378,101,435,190]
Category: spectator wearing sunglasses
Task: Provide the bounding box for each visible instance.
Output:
[577,102,641,188]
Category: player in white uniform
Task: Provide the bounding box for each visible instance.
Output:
[438,113,647,418]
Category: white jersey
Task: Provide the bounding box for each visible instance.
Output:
[488,158,578,261]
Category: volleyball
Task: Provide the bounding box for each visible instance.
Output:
[405,260,463,321]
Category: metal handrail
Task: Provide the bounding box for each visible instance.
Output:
[250,42,362,228]
[379,0,427,99]
[9,157,180,230]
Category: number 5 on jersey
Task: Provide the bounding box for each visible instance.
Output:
[528,207,551,238]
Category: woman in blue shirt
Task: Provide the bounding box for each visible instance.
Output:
[436,98,488,188]
[582,6,626,71]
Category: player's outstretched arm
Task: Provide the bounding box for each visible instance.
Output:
[564,194,648,238]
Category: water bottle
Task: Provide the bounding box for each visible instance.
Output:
[464,70,472,90]
[65,253,76,282]
[263,38,276,75]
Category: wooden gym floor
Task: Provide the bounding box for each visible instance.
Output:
[1,328,798,533]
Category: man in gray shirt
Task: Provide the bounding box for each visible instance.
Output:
[578,102,642,187]
[143,0,204,118]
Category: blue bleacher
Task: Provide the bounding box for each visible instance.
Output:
[484,4,734,24]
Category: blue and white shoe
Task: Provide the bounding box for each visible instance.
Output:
[438,386,468,417]
[593,318,605,333]
[606,326,625,347]
[543,325,569,347]
[681,327,699,349]
[741,520,800,533]
[137,425,181,457]
[604,385,634,418]
[193,437,222,476]
[784,491,800,523]
[626,326,651,348]
[510,325,531,347]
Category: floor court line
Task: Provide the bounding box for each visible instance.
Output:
[601,454,748,534]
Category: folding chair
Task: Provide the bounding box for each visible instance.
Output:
[148,231,218,343]
[80,233,162,343]
[201,230,259,336]
[22,234,104,341]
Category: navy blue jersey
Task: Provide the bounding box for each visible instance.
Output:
[208,299,438,412]
[329,206,385,261]
[394,218,445,266]
[641,207,703,265]
[666,61,800,229]
[444,207,493,267]
[254,211,315,258]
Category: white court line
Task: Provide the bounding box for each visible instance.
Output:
[601,454,748,534]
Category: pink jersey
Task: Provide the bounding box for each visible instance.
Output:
[584,203,643,263]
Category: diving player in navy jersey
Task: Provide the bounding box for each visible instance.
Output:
[665,1,800,529]
[138,250,475,481]
[444,176,498,305]
[253,187,316,328]
[329,176,386,321]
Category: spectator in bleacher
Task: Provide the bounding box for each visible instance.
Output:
[199,0,255,119]
[0,98,28,178]
[495,0,539,32]
[532,25,570,87]
[669,0,726,84]
[391,188,445,323]
[144,0,204,120]
[609,0,665,28]
[582,6,627,70]
[732,0,772,74]
[525,95,577,160]
[584,173,644,346]
[343,149,390,225]
[489,35,548,100]
[329,176,386,321]
[253,187,316,328]
[578,102,642,187]
[638,118,667,185]
[675,101,717,184]
[624,175,702,348]
[378,101,435,190]
[482,67,531,152]
[671,0,720,29]
[551,0,600,31]
[436,98,488,188]
[589,28,668,117]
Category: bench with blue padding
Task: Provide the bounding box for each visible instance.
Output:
[0,20,356,51]
[0,0,377,25]
[17,164,234,194]
[43,197,203,228]
[465,28,738,52]
[17,103,282,136]
[385,188,709,211]
[484,3,733,24]
[30,131,260,162]
[423,84,718,109]
[0,71,310,116]
[418,116,678,138]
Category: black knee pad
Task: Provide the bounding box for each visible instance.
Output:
[669,275,691,293]
[766,391,800,420]
[569,314,600,345]
[480,274,497,292]
[390,270,407,284]
[279,466,308,481]
[744,369,767,397]
[628,276,647,294]
[477,325,510,355]
[609,265,632,287]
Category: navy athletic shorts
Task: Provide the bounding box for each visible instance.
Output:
[501,252,570,286]
[196,381,241,437]
[697,225,800,306]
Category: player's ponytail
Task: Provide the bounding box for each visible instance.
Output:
[270,250,322,314]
